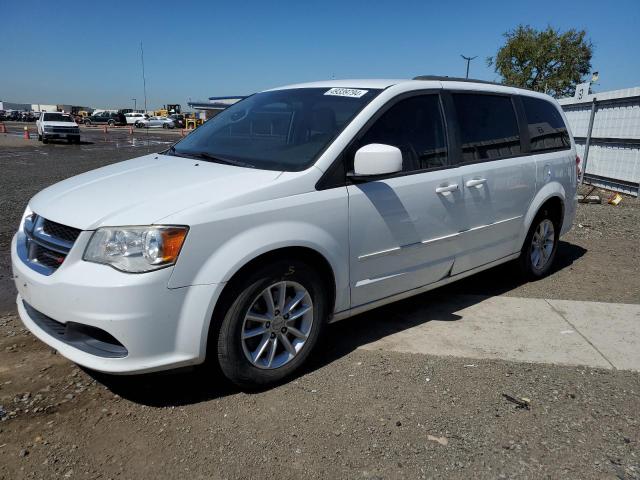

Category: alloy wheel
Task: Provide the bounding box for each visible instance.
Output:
[530,219,555,271]
[240,281,313,369]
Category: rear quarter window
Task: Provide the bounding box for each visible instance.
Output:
[521,96,571,153]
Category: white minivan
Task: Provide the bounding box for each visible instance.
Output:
[12,77,578,387]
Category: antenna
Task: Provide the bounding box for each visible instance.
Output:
[460,54,477,79]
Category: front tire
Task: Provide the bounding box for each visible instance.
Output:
[216,260,327,388]
[519,209,559,279]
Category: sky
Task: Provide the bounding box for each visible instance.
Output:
[1,0,639,109]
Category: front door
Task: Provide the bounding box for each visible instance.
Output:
[346,93,464,307]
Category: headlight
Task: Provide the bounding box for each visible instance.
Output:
[20,205,34,232]
[83,226,188,273]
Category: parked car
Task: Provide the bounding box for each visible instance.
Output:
[12,77,577,388]
[124,112,149,125]
[36,112,80,144]
[169,113,185,128]
[135,115,176,129]
[83,111,127,126]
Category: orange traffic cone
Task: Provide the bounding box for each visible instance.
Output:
[23,126,30,139]
[0,123,6,133]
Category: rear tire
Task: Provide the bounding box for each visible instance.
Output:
[107,120,115,127]
[215,259,327,389]
[518,208,560,279]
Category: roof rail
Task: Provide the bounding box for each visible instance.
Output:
[413,75,505,87]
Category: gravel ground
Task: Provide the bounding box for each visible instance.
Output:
[1,134,639,479]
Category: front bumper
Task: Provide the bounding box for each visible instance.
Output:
[42,130,80,139]
[11,233,223,374]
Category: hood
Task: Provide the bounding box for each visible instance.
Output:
[41,121,79,127]
[30,154,282,229]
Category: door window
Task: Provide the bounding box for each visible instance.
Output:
[521,96,571,153]
[355,94,447,172]
[452,94,520,162]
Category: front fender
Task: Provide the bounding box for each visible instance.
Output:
[166,180,350,311]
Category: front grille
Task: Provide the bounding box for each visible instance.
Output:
[31,243,66,269]
[50,127,79,134]
[20,214,82,275]
[42,219,81,243]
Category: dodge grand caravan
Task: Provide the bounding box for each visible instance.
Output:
[12,77,578,387]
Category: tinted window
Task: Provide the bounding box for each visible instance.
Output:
[356,94,447,171]
[522,96,570,152]
[172,88,381,171]
[452,94,520,161]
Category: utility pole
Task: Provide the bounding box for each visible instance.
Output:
[460,54,477,79]
[140,42,147,114]
[132,98,136,111]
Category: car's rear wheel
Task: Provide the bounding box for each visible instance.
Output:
[519,209,559,279]
[162,123,168,129]
[107,120,115,127]
[215,259,327,388]
[84,119,91,126]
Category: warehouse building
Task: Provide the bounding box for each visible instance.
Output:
[559,86,640,196]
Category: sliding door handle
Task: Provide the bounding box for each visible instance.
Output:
[435,184,459,194]
[465,178,487,188]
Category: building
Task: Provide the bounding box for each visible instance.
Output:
[0,101,31,111]
[187,96,245,119]
[559,86,640,196]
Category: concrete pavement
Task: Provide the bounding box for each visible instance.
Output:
[359,294,640,371]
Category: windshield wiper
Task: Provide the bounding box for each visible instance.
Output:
[164,147,255,168]
[188,151,255,168]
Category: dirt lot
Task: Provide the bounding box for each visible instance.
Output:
[1,133,639,479]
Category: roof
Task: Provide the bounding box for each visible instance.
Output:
[265,77,534,96]
[267,79,404,91]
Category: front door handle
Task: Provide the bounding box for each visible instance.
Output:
[465,178,487,188]
[435,184,459,194]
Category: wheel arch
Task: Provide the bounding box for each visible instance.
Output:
[522,182,566,246]
[204,245,338,358]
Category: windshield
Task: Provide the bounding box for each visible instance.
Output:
[43,113,74,122]
[170,87,381,171]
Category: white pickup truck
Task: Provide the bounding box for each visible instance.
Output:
[36,112,81,144]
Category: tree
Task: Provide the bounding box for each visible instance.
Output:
[488,25,593,98]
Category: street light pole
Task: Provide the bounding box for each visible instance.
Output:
[132,98,137,112]
[460,54,477,79]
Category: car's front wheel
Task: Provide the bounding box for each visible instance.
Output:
[519,209,559,279]
[216,259,327,388]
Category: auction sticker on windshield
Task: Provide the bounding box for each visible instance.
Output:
[324,88,369,98]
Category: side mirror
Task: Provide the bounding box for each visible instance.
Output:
[350,143,403,178]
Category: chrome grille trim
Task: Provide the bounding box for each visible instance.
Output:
[18,214,81,276]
